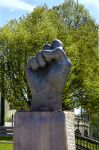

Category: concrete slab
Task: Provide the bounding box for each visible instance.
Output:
[14,111,75,150]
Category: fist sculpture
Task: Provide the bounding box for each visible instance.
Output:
[26,39,71,111]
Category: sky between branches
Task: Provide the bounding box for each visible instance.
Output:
[0,0,99,26]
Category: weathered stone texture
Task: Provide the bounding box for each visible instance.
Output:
[65,112,75,150]
[14,111,75,150]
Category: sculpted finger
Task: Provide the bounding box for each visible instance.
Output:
[43,44,51,50]
[43,47,66,62]
[43,44,52,62]
[43,44,52,63]
[51,39,64,49]
[36,51,46,68]
[26,57,39,71]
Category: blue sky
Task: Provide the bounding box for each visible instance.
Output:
[0,0,99,27]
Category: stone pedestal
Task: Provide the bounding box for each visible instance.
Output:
[14,111,75,150]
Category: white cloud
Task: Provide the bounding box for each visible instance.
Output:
[0,0,35,11]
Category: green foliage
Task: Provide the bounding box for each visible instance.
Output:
[0,1,99,114]
[53,0,94,28]
[89,112,99,139]
[0,7,65,110]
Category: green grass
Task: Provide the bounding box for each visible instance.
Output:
[0,137,13,150]
[0,144,13,150]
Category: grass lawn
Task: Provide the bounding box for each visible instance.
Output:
[0,137,13,150]
[0,143,13,150]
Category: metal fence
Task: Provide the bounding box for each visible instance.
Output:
[76,133,99,150]
[0,126,13,137]
[0,126,13,146]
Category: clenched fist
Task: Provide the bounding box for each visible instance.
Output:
[26,39,71,111]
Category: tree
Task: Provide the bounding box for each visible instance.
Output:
[62,20,99,111]
[53,0,95,29]
[52,1,99,112]
[0,3,98,114]
[0,7,66,110]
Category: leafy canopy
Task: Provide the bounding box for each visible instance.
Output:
[0,2,98,113]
